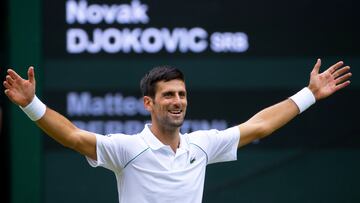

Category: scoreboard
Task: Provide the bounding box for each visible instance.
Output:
[44,0,359,57]
[40,0,360,203]
[42,0,359,138]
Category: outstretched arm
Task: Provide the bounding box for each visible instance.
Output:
[3,67,97,160]
[238,59,352,148]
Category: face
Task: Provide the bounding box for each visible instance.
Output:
[144,79,187,130]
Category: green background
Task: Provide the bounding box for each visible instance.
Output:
[3,0,360,203]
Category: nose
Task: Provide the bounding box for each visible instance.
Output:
[172,94,182,106]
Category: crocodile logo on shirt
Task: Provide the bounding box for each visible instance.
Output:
[190,157,196,164]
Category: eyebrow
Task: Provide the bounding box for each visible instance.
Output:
[161,90,186,96]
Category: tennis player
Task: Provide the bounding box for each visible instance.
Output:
[3,59,351,202]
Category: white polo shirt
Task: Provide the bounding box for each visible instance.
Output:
[87,124,240,203]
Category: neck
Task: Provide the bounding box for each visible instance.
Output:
[150,124,180,153]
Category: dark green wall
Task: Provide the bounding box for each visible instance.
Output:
[1,0,9,202]
[9,0,42,202]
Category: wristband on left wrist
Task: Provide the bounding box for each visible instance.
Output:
[19,95,46,121]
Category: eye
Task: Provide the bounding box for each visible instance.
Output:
[163,92,173,98]
[179,91,187,98]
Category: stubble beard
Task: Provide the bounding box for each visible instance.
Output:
[156,111,186,131]
[164,114,185,129]
[152,99,187,131]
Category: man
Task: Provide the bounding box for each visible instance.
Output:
[3,59,351,202]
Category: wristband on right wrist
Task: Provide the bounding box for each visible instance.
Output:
[289,87,316,114]
[19,95,46,121]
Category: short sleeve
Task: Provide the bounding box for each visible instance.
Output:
[86,133,133,171]
[189,126,240,165]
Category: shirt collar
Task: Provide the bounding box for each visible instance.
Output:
[142,124,189,151]
[142,124,164,150]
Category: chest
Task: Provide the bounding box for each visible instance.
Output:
[127,144,207,172]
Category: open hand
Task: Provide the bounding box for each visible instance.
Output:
[3,66,36,107]
[308,59,352,100]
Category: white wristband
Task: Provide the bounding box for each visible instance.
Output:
[19,95,46,121]
[290,87,316,114]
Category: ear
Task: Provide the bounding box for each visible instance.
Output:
[143,96,153,112]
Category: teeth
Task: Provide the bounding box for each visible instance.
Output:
[169,110,181,114]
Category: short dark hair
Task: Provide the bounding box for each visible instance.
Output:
[140,65,185,98]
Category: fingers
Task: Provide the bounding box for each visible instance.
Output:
[4,89,10,96]
[333,66,350,78]
[28,66,35,84]
[333,64,352,91]
[335,81,351,92]
[3,89,16,103]
[335,72,352,85]
[7,69,23,80]
[5,75,15,85]
[3,80,11,89]
[5,67,36,85]
[328,61,344,74]
[311,58,322,74]
[3,84,12,97]
[3,74,15,96]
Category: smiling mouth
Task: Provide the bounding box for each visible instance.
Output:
[168,110,182,115]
